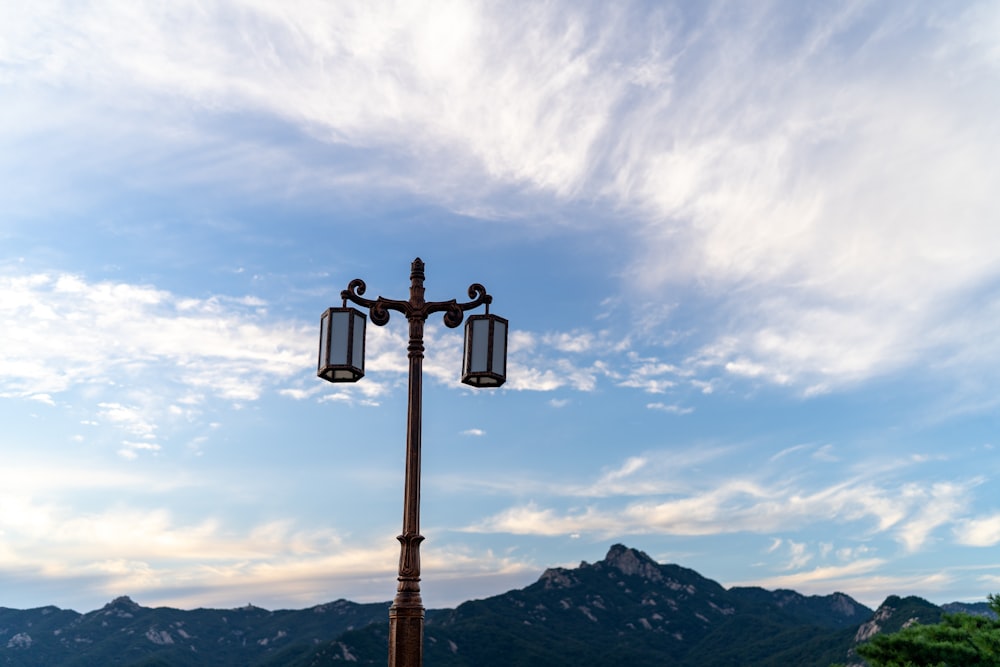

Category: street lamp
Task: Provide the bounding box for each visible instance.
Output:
[317,257,507,667]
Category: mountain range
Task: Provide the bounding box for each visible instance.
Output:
[0,544,989,666]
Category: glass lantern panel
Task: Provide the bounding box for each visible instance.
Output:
[352,311,366,370]
[469,318,490,372]
[491,319,506,375]
[463,321,472,375]
[329,310,350,366]
[318,310,330,370]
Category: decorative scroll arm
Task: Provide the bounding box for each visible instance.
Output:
[428,283,493,328]
[341,275,492,328]
[342,279,412,326]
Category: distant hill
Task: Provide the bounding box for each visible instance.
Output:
[0,544,987,666]
[0,596,388,666]
[302,544,872,667]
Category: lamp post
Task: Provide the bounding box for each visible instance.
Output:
[317,258,507,667]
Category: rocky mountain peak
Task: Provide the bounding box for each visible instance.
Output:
[105,596,141,611]
[538,567,578,589]
[830,592,864,617]
[853,595,940,643]
[98,596,142,619]
[602,544,663,581]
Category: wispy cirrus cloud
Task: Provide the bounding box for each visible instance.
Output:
[735,561,965,609]
[7,1,997,399]
[616,3,1000,393]
[0,482,537,609]
[461,446,983,560]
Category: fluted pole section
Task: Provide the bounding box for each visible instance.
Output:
[388,258,427,667]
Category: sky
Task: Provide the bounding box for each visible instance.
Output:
[1,0,999,615]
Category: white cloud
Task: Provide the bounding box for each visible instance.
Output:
[543,331,595,354]
[0,274,632,420]
[501,330,617,393]
[0,477,541,609]
[769,444,812,462]
[99,402,158,440]
[0,465,191,496]
[783,540,812,570]
[117,441,163,461]
[894,482,972,552]
[462,449,985,556]
[735,563,963,609]
[278,387,319,401]
[1,0,630,204]
[601,456,647,482]
[617,4,1000,391]
[0,271,332,455]
[812,445,839,462]
[464,502,619,538]
[731,558,889,595]
[646,402,693,415]
[7,2,996,397]
[3,0,999,616]
[0,273,310,401]
[955,514,1000,547]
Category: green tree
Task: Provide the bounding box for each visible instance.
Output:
[854,595,1000,667]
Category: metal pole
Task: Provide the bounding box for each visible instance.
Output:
[338,258,495,667]
[388,260,427,667]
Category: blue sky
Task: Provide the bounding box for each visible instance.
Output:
[2,0,999,613]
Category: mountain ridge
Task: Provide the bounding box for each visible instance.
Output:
[0,544,990,666]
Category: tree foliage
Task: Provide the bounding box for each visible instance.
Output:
[854,594,1000,667]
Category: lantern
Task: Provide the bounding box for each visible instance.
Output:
[318,307,366,383]
[461,313,507,387]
